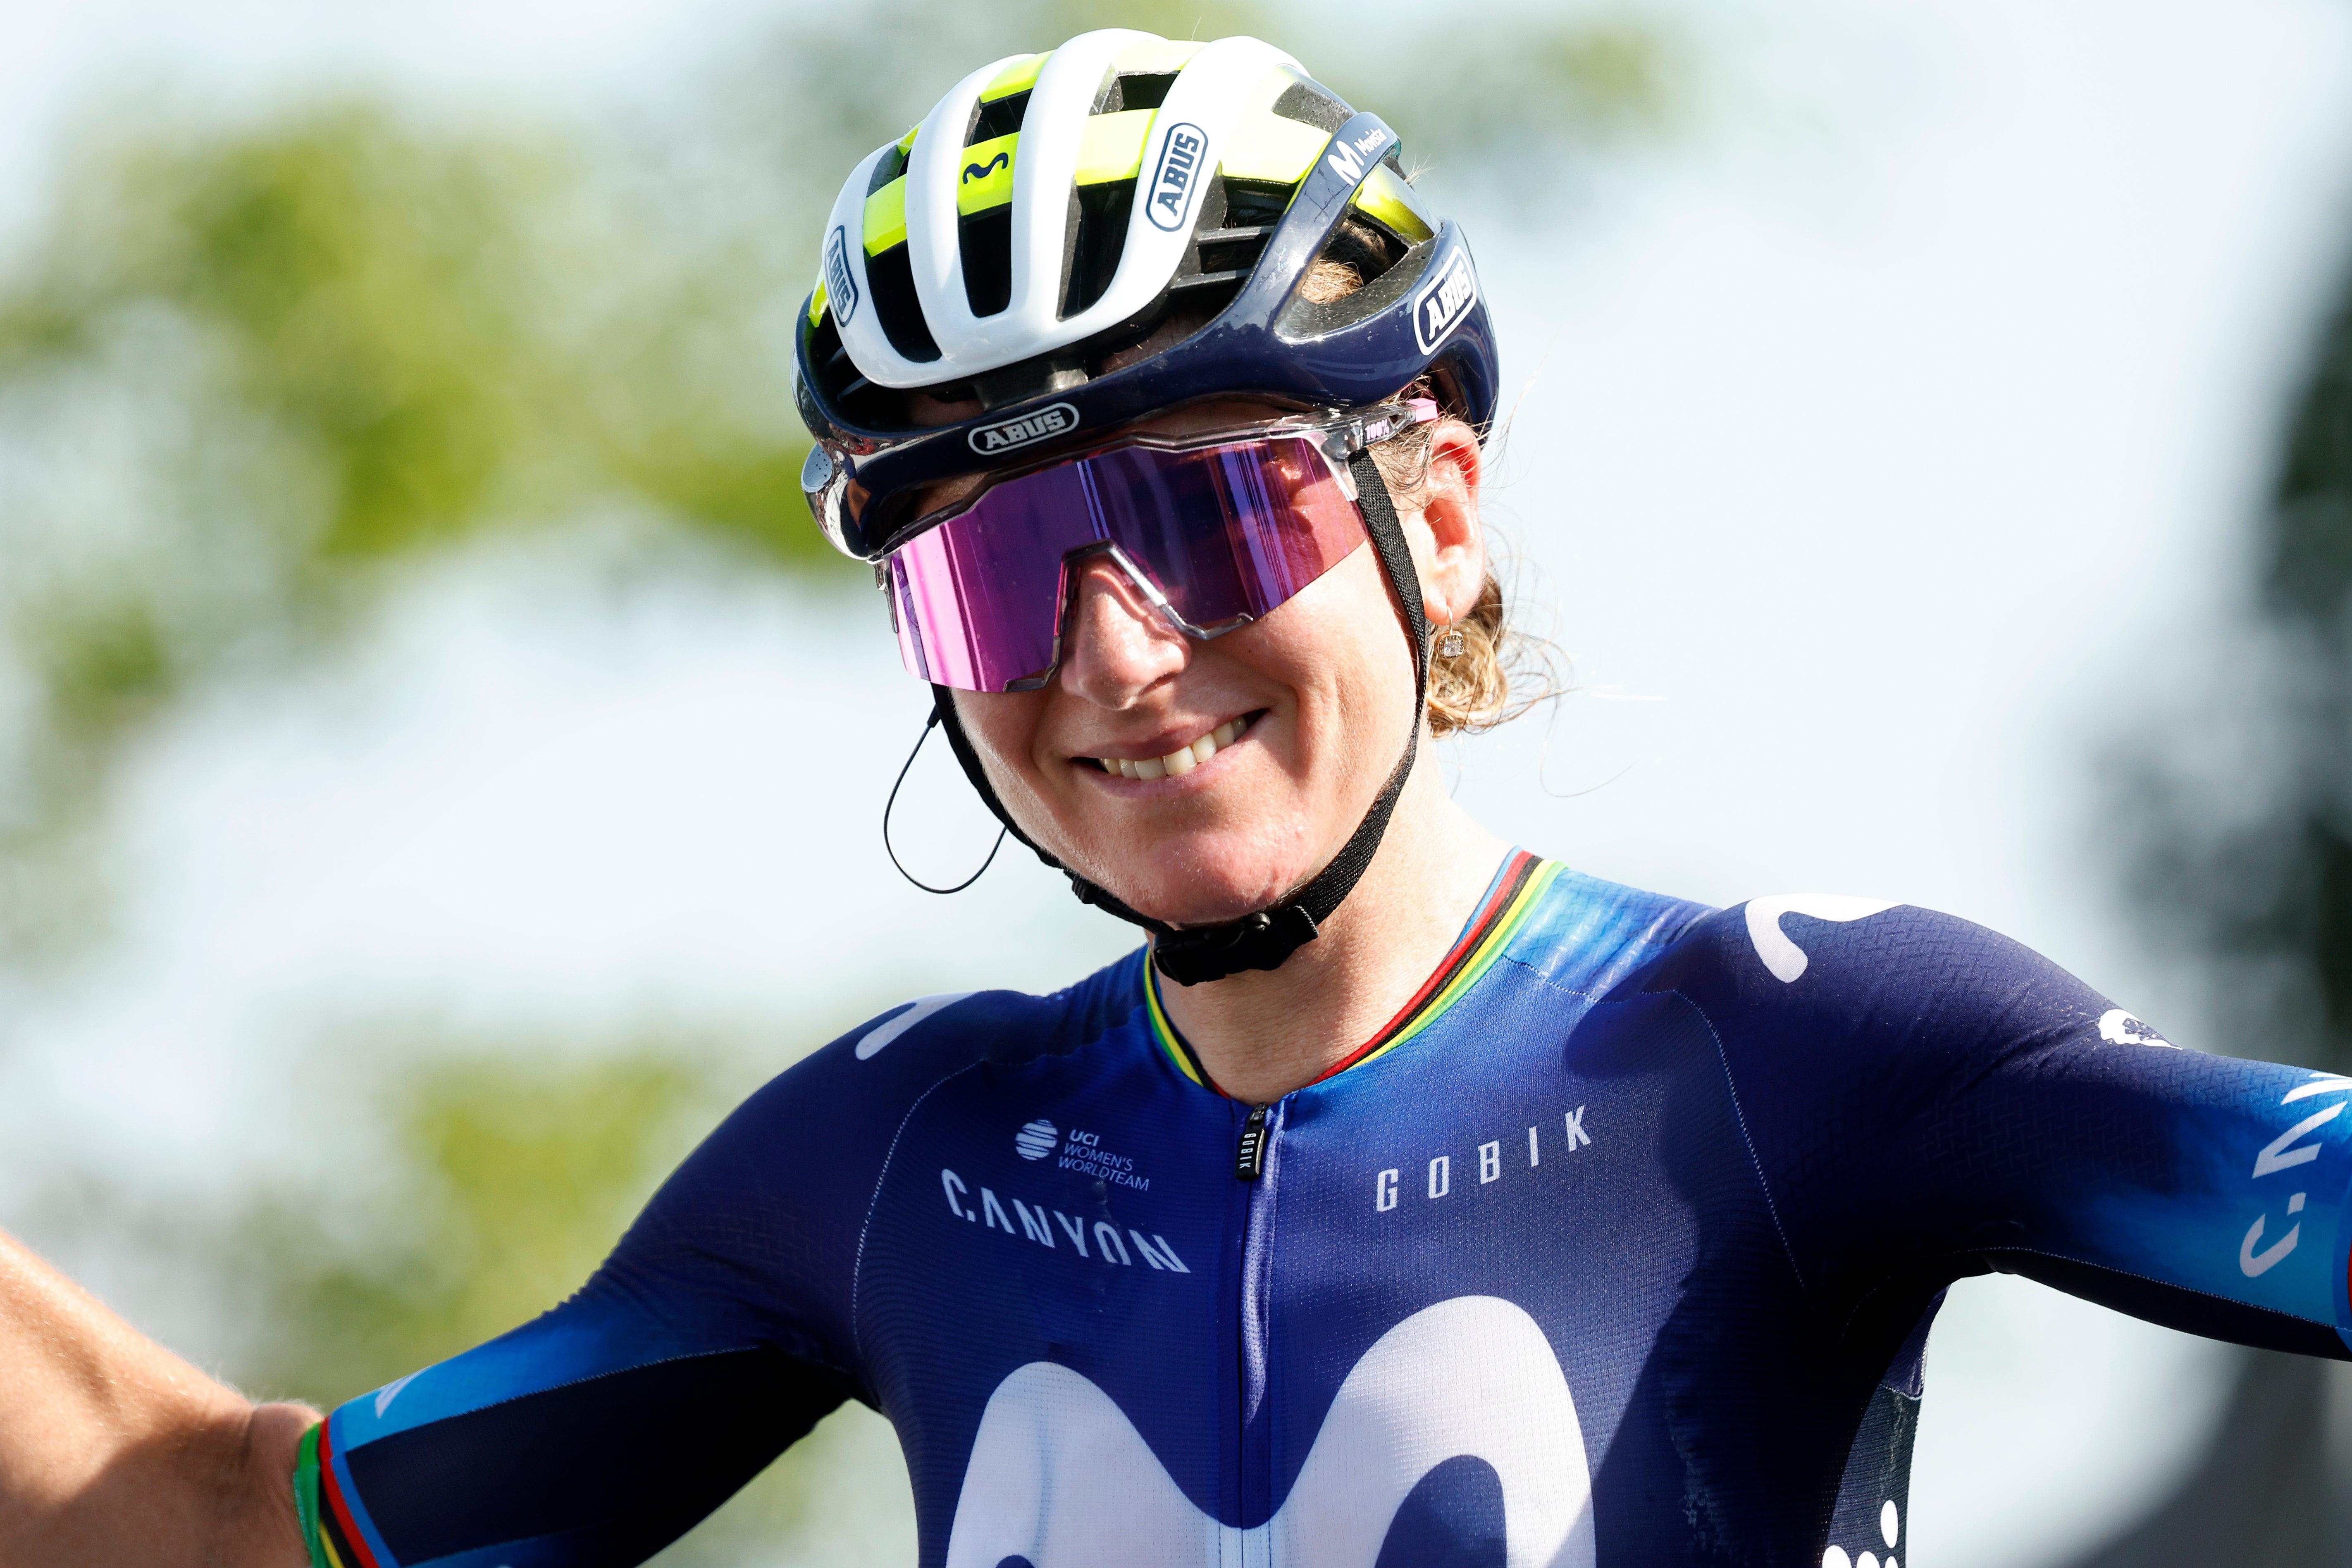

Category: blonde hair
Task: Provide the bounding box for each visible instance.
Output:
[1300,243,1556,739]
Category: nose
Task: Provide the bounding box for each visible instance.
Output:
[1057,557,1188,710]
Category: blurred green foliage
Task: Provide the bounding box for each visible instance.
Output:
[210,1037,908,1565]
[0,102,828,956]
[2113,244,2352,1077]
[0,1,1677,960]
[2075,203,2352,1568]
[239,1048,720,1401]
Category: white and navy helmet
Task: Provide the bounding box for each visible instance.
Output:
[795,29,1501,562]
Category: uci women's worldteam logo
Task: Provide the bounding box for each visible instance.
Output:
[1413,248,1478,355]
[1015,1120,1058,1160]
[823,226,859,326]
[1145,122,1208,231]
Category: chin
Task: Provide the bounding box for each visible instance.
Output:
[1081,825,1321,928]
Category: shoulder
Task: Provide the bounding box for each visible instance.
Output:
[713,948,1150,1140]
[1623,894,2120,1058]
[811,949,1146,1082]
[1501,863,1720,997]
[605,950,1151,1322]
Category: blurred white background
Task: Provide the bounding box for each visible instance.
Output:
[5,1,2352,1563]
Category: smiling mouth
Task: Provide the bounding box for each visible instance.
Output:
[1092,712,1263,780]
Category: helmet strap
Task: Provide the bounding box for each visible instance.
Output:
[928,451,1430,987]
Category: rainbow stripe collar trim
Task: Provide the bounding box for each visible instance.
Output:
[1143,851,1562,1096]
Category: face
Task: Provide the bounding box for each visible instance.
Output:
[940,399,1487,928]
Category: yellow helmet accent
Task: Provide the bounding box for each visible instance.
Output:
[1216,115,1327,186]
[956,133,1019,215]
[1350,163,1435,243]
[982,51,1051,101]
[1073,110,1155,187]
[808,278,828,328]
[863,177,909,255]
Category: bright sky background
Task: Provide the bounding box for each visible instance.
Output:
[5,1,2352,1564]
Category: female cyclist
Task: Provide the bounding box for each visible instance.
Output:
[4,29,2349,1568]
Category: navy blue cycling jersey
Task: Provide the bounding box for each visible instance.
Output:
[297,852,2352,1568]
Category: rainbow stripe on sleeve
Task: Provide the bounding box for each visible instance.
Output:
[294,1418,387,1568]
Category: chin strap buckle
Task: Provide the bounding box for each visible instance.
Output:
[1151,905,1322,987]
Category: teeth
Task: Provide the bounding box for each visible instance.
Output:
[1099,715,1251,782]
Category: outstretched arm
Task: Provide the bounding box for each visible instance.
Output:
[1672,901,2352,1355]
[0,1226,312,1567]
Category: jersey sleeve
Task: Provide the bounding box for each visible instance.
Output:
[292,1004,947,1568]
[1644,900,2352,1360]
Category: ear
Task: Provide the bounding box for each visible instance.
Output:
[1403,417,1486,626]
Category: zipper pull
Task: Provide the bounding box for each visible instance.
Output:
[1236,1103,1270,1181]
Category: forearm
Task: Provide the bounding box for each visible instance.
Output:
[0,1226,312,1566]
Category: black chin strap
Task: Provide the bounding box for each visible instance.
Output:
[931,452,1430,987]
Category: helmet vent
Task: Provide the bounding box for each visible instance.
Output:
[1061,182,1133,319]
[1164,178,1283,314]
[968,92,1029,145]
[1113,72,1178,112]
[868,143,910,195]
[961,207,1015,317]
[864,245,942,362]
[804,311,896,425]
[1271,79,1352,132]
[1322,214,1405,288]
[1090,70,1179,115]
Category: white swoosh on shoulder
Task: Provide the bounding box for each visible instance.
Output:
[1743,895,1900,984]
[856,993,977,1060]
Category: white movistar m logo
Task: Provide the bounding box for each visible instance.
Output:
[943,1295,1594,1568]
[1322,125,1390,186]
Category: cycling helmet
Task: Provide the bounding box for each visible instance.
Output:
[795,30,1502,985]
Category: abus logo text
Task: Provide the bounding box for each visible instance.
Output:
[1145,123,1208,232]
[970,403,1079,456]
[823,226,859,326]
[1413,249,1477,355]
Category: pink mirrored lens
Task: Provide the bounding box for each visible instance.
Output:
[886,434,1367,691]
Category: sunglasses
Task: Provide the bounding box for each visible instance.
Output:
[880,402,1436,693]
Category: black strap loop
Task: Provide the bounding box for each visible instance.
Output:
[923,451,1431,985]
[882,708,1008,895]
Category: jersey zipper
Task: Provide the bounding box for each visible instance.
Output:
[1233,1098,1283,1566]
[1236,1102,1270,1180]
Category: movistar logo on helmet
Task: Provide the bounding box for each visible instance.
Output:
[824,226,859,326]
[970,403,1080,455]
[1145,123,1208,232]
[1413,249,1478,355]
[1322,125,1390,186]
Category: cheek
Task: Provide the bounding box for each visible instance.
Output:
[1271,554,1417,744]
[950,691,1048,801]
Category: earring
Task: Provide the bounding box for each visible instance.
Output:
[1438,628,1465,659]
